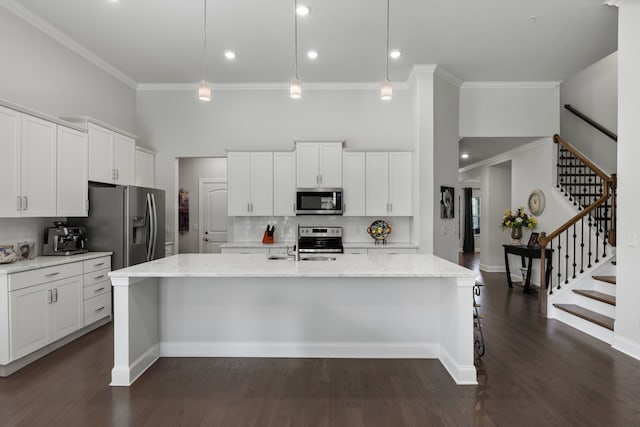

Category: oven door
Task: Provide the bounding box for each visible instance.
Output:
[296,189,343,215]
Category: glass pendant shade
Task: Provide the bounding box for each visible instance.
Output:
[198,80,211,101]
[380,79,392,100]
[290,79,302,99]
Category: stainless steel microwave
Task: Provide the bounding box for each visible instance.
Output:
[296,188,343,215]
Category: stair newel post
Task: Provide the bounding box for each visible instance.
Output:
[539,232,549,317]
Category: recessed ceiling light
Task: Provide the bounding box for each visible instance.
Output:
[528,16,537,23]
[296,5,310,16]
[224,51,236,60]
[461,153,470,159]
[307,50,318,59]
[389,50,402,59]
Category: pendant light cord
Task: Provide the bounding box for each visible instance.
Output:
[294,0,299,80]
[203,0,207,81]
[385,0,390,81]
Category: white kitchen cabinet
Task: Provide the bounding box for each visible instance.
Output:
[0,106,21,217]
[273,152,296,216]
[9,275,83,360]
[135,147,156,188]
[227,152,273,216]
[296,142,343,188]
[366,152,412,216]
[367,248,417,254]
[57,126,88,216]
[86,122,135,185]
[342,152,366,216]
[221,247,270,254]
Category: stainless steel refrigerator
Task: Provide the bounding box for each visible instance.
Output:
[72,184,165,270]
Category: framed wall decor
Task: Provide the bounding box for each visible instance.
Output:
[528,189,546,215]
[16,241,35,260]
[440,186,454,219]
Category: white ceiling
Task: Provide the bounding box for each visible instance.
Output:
[5,0,618,86]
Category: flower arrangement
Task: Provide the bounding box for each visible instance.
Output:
[500,207,538,230]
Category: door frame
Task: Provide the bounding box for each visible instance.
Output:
[198,178,228,253]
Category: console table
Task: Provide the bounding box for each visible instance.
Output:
[503,244,552,292]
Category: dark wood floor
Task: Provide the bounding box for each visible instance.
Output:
[2,253,639,426]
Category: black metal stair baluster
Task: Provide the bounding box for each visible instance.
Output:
[564,230,570,284]
[556,144,561,189]
[580,216,585,274]
[572,223,577,279]
[587,215,593,268]
[557,236,563,290]
[549,240,555,294]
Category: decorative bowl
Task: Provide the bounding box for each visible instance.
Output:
[367,220,391,242]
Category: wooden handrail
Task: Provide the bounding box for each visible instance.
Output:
[564,104,618,142]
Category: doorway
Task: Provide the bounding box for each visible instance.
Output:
[199,179,228,253]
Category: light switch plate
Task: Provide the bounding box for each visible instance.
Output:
[627,232,637,247]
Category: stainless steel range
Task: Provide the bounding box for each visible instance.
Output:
[298,226,343,254]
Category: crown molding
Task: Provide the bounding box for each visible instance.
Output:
[461,81,562,89]
[137,81,410,92]
[406,65,437,86]
[603,0,623,7]
[434,66,464,88]
[1,0,138,89]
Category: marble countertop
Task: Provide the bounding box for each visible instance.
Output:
[0,252,112,274]
[109,253,475,279]
[220,242,418,249]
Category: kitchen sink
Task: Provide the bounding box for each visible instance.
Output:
[267,255,295,261]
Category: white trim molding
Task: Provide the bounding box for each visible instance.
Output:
[603,0,624,7]
[137,81,411,92]
[612,334,640,361]
[0,0,138,89]
[461,81,562,89]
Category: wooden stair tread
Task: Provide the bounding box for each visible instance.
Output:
[553,304,614,330]
[592,275,616,285]
[572,289,616,306]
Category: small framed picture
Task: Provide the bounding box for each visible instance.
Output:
[16,241,35,260]
[527,232,540,249]
[440,186,455,219]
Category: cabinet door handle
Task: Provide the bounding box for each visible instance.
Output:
[293,203,296,212]
[94,275,105,280]
[53,288,58,303]
[116,169,119,180]
[389,203,393,213]
[16,196,21,211]
[48,290,53,304]
[23,196,28,211]
[94,262,105,267]
[45,272,60,278]
[95,306,106,312]
[94,287,105,293]
[247,203,250,213]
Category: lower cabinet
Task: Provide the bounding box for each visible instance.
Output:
[5,255,112,367]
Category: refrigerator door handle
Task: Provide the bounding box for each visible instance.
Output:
[150,193,158,260]
[145,193,153,261]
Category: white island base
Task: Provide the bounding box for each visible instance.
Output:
[109,254,477,386]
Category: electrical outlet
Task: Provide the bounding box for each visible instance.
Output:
[192,224,198,231]
[442,226,447,236]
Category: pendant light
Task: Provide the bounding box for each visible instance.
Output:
[380,0,392,101]
[198,0,211,101]
[290,0,302,99]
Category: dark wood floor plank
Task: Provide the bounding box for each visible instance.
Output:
[1,253,639,426]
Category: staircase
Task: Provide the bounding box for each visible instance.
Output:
[539,134,617,343]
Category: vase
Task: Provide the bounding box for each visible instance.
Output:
[511,227,523,244]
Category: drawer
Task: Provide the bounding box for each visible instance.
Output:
[83,256,111,274]
[343,249,367,254]
[9,262,83,292]
[84,280,110,300]
[221,247,269,254]
[84,292,111,325]
[83,268,110,287]
[367,248,417,254]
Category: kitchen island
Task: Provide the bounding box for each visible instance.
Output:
[109,253,477,386]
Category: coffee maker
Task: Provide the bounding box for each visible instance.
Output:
[43,222,88,256]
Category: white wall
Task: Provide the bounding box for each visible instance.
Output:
[432,73,461,263]
[480,163,511,271]
[460,83,560,138]
[560,52,617,174]
[0,218,66,257]
[0,8,136,132]
[136,86,415,244]
[177,157,227,253]
[613,1,640,361]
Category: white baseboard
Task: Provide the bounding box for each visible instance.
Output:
[612,334,640,362]
[160,341,439,359]
[111,343,160,386]
[479,264,506,273]
[438,345,477,385]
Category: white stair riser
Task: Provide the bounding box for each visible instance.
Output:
[572,294,616,319]
[552,309,614,344]
[593,281,616,295]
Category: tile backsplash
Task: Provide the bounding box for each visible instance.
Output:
[229,216,412,244]
[0,217,66,256]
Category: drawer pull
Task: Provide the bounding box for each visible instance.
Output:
[45,272,60,277]
[94,275,105,280]
[94,262,105,267]
[94,287,105,293]
[95,306,106,312]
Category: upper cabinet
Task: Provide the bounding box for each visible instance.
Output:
[273,152,296,216]
[227,152,273,216]
[0,106,58,218]
[57,126,88,216]
[86,123,135,185]
[366,152,413,216]
[296,142,343,188]
[342,152,366,216]
[135,147,156,188]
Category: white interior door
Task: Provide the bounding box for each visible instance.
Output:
[199,180,228,253]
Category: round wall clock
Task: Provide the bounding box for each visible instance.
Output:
[528,189,546,215]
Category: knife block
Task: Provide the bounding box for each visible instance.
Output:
[262,231,274,244]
